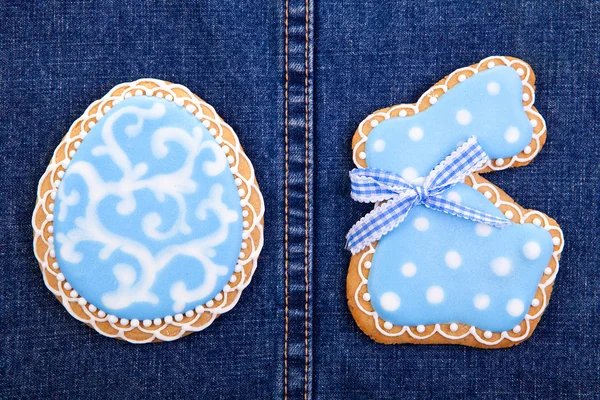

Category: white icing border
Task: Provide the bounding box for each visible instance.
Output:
[350,57,564,346]
[32,79,265,343]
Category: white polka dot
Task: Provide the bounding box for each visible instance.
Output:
[380,292,401,311]
[484,331,493,339]
[408,127,424,141]
[458,74,466,82]
[531,298,540,307]
[506,299,525,317]
[552,237,560,246]
[524,146,532,154]
[364,261,372,269]
[401,262,417,277]
[522,93,530,101]
[516,68,525,76]
[370,119,379,127]
[384,321,393,330]
[484,191,493,199]
[399,110,407,117]
[417,325,425,333]
[495,158,505,166]
[513,325,522,333]
[504,126,520,143]
[473,293,490,310]
[456,109,472,125]
[358,151,366,159]
[505,210,514,219]
[445,251,462,269]
[475,223,492,237]
[401,167,419,181]
[446,191,461,203]
[373,139,386,152]
[413,217,429,232]
[450,323,458,332]
[362,293,371,301]
[429,96,437,104]
[533,218,542,226]
[486,82,500,96]
[426,286,444,304]
[530,119,538,127]
[544,267,552,275]
[491,257,512,276]
[487,61,495,69]
[523,242,541,260]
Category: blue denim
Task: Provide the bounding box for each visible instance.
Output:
[0,0,598,399]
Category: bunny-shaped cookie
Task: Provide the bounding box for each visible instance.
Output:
[347,57,563,348]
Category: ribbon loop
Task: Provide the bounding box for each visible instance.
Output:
[346,137,511,254]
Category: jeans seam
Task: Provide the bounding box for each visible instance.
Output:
[284,0,313,397]
[283,0,290,397]
[303,0,310,396]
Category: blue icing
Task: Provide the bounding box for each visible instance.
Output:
[368,185,554,332]
[364,67,555,332]
[53,96,243,320]
[366,66,533,177]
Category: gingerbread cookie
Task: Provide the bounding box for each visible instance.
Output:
[32,79,264,343]
[346,56,563,348]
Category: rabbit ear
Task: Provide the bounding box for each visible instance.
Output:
[352,57,546,176]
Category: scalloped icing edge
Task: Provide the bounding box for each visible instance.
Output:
[32,79,265,344]
[347,57,563,348]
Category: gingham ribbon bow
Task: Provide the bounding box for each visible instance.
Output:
[346,137,511,254]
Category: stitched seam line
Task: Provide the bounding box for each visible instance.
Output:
[283,0,290,397]
[303,0,310,398]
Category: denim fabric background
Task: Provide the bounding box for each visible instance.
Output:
[1,1,599,399]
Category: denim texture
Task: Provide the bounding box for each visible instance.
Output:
[1,1,599,399]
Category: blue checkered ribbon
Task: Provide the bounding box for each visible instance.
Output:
[346,137,511,254]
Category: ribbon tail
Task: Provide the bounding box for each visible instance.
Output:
[349,168,413,203]
[346,193,417,254]
[423,195,512,228]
